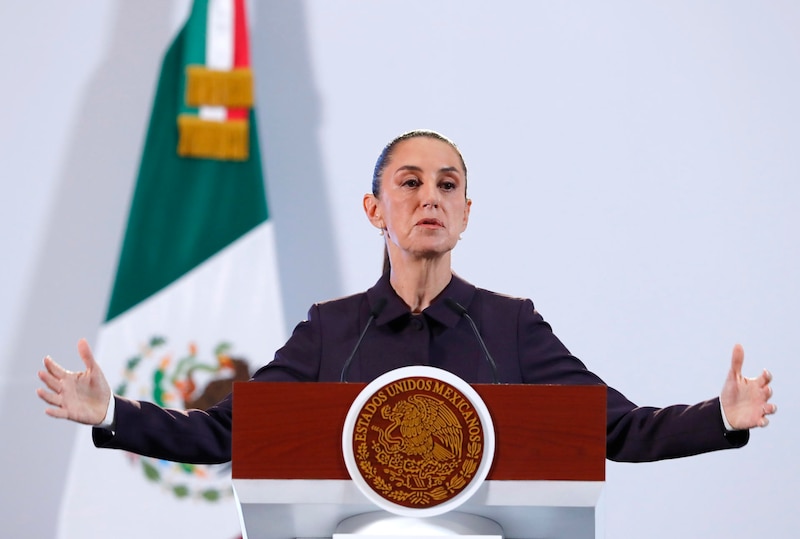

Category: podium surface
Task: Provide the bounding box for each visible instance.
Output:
[232,382,606,539]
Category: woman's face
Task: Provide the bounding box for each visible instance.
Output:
[364,136,471,263]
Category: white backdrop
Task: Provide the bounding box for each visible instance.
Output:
[1,1,797,538]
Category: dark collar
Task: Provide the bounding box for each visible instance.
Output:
[366,272,476,329]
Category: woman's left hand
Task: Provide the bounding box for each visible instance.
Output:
[720,344,776,429]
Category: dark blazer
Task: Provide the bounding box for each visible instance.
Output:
[94,273,748,463]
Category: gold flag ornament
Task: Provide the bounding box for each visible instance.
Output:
[177,0,255,161]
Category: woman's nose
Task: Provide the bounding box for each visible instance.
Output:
[420,183,440,208]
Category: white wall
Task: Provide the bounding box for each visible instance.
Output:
[2,1,797,537]
[0,1,188,536]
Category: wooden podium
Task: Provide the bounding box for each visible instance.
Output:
[232,382,606,539]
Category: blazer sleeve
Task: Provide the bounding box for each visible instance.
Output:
[515,299,748,462]
[92,393,234,464]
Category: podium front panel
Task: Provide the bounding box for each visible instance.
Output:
[232,382,606,482]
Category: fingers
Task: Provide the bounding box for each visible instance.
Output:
[37,364,61,393]
[77,338,97,371]
[729,344,744,377]
[38,355,73,394]
[760,401,775,427]
[36,386,60,407]
[43,401,69,420]
[35,384,69,420]
[758,396,778,428]
[37,354,73,418]
[37,357,66,409]
[43,355,67,379]
[763,381,777,415]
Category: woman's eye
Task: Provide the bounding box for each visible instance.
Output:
[440,181,456,191]
[404,178,421,187]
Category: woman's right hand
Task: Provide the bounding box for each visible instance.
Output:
[37,338,111,426]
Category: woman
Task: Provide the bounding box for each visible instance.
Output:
[37,130,776,464]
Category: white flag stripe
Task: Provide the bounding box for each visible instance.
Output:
[58,221,285,539]
[201,0,234,122]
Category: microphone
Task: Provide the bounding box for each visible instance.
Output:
[444,298,499,384]
[340,298,388,382]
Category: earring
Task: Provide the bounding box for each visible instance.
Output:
[379,229,385,236]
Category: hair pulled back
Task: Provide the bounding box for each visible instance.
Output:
[371,130,468,197]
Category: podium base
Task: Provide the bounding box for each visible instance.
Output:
[333,511,503,539]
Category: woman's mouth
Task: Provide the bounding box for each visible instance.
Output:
[416,218,444,228]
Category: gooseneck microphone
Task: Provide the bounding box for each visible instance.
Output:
[340,298,388,382]
[444,298,500,384]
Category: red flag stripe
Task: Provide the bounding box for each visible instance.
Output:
[228,0,249,120]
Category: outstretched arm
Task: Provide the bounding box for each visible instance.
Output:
[36,338,111,425]
[721,344,776,429]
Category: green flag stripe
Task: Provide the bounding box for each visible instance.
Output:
[106,13,268,322]
[179,0,208,117]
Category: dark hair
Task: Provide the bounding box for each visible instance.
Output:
[371,130,468,197]
[372,130,468,274]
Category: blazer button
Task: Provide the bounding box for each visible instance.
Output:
[410,317,424,330]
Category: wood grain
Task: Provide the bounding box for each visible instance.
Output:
[232,382,605,481]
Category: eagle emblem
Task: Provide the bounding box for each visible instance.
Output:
[351,376,486,509]
[376,395,463,489]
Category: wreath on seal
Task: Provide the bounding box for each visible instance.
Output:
[115,336,250,502]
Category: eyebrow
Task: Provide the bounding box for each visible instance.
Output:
[394,165,462,175]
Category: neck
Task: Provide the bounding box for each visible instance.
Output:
[388,254,452,313]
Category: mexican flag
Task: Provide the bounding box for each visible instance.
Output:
[57,1,285,537]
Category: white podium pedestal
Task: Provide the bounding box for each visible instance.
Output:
[233,479,604,539]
